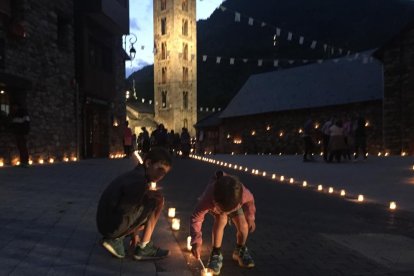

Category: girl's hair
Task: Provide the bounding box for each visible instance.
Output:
[213,175,243,212]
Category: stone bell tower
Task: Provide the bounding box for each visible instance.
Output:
[153,0,197,136]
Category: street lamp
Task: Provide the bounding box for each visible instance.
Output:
[123,33,137,60]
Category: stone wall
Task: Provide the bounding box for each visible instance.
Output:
[0,0,77,164]
[382,25,414,155]
[217,101,383,155]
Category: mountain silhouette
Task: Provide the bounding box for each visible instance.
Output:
[128,0,414,109]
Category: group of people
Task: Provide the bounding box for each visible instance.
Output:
[96,147,256,275]
[303,115,367,163]
[123,122,192,158]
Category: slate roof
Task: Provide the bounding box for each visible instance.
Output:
[127,101,154,114]
[195,111,222,128]
[220,51,383,119]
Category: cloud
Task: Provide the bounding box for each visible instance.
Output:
[130,18,141,31]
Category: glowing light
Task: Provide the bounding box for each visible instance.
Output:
[201,268,213,276]
[28,160,33,165]
[251,130,256,136]
[187,236,192,251]
[39,159,44,164]
[244,168,248,172]
[262,172,266,177]
[365,121,370,127]
[239,166,243,170]
[389,201,397,210]
[63,157,69,162]
[377,152,382,157]
[16,161,20,166]
[226,134,231,139]
[279,132,284,137]
[358,195,364,202]
[149,182,157,191]
[266,125,271,131]
[401,152,407,156]
[318,185,323,191]
[171,218,180,230]
[168,208,176,218]
[289,178,294,184]
[272,174,276,179]
[298,128,303,134]
[302,181,307,187]
[385,152,389,156]
[72,157,77,161]
[280,176,284,182]
[328,187,334,193]
[234,165,237,169]
[0,160,3,167]
[340,190,346,196]
[49,158,54,163]
[314,123,320,129]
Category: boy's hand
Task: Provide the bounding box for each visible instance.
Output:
[191,243,201,259]
[247,219,256,233]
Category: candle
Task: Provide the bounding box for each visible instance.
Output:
[49,158,54,163]
[262,172,266,177]
[39,159,44,164]
[318,185,323,191]
[201,268,213,276]
[187,236,192,251]
[389,201,397,210]
[28,160,33,165]
[272,174,276,179]
[328,187,333,193]
[289,178,294,184]
[340,190,346,196]
[64,157,69,162]
[168,208,176,218]
[302,181,307,187]
[172,218,180,230]
[149,182,157,191]
[358,195,364,202]
[280,176,284,182]
[0,160,4,167]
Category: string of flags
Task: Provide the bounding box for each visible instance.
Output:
[200,52,375,67]
[130,98,221,113]
[218,5,352,57]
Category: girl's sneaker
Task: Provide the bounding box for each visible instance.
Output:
[133,241,169,260]
[207,252,223,275]
[232,246,255,268]
[102,237,125,258]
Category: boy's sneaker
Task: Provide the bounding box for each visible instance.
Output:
[232,246,255,268]
[207,252,223,275]
[133,241,169,260]
[102,237,125,258]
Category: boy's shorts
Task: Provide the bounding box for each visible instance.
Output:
[209,207,244,218]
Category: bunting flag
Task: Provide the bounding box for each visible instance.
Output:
[235,12,241,22]
[199,52,373,67]
[219,5,352,57]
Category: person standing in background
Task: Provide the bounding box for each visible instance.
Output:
[10,103,30,167]
[124,121,133,158]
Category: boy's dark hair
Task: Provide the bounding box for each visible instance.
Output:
[144,147,172,166]
[213,175,243,212]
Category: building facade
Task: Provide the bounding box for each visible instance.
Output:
[375,22,414,155]
[153,0,197,136]
[74,0,129,158]
[0,0,129,165]
[0,0,77,164]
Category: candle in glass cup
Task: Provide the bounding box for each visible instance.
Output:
[201,268,213,276]
[187,236,192,251]
[149,182,157,190]
[168,208,176,218]
[172,218,180,230]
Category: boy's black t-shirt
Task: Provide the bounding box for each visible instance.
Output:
[96,165,150,238]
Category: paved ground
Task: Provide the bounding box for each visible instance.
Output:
[163,155,414,276]
[1,155,414,276]
[0,158,191,276]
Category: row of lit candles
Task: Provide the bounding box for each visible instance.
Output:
[204,151,412,158]
[190,154,399,211]
[0,157,78,167]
